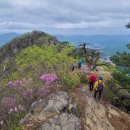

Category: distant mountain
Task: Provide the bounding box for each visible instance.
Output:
[0,31,59,61]
[0,32,19,46]
[56,34,130,56]
[1,33,130,57]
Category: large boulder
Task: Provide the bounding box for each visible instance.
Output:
[41,91,69,113]
[37,113,81,130]
[19,91,81,130]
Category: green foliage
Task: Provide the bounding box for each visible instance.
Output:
[60,41,70,45]
[0,57,17,81]
[110,51,130,68]
[1,111,24,130]
[104,80,130,113]
[7,115,21,130]
[110,44,130,93]
[103,86,115,101]
[61,72,80,91]
[80,74,88,84]
[0,31,58,64]
[112,69,130,87]
[15,45,80,91]
[70,48,84,59]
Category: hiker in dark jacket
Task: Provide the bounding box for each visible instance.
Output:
[93,77,104,100]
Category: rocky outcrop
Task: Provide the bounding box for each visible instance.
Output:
[0,31,59,61]
[19,91,81,130]
[37,113,81,130]
[20,87,130,130]
[72,87,130,130]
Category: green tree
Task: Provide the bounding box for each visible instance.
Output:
[110,23,130,91]
[15,45,80,91]
[72,43,110,69]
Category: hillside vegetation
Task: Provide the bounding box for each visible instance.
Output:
[0,31,81,129]
[0,31,130,130]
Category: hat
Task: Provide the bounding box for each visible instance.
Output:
[90,71,94,74]
[98,77,103,80]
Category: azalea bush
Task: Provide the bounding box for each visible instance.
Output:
[38,74,60,96]
[0,73,60,129]
[0,45,82,129]
[7,78,35,106]
[0,78,33,129]
[0,95,26,129]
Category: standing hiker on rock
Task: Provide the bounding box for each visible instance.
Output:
[94,77,104,101]
[87,71,96,91]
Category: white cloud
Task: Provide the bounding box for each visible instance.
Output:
[0,0,130,34]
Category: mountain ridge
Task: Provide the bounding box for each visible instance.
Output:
[0,31,59,61]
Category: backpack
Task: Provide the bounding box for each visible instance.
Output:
[97,81,103,91]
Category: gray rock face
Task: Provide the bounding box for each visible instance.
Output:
[37,113,81,130]
[37,91,81,130]
[19,91,81,130]
[30,99,47,111]
[80,86,130,130]
[41,91,69,113]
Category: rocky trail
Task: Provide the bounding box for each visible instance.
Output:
[19,84,130,130]
[76,86,130,130]
[19,68,130,130]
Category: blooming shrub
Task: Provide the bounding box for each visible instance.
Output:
[37,85,51,96]
[40,74,58,82]
[0,45,82,129]
[0,78,34,129]
[1,97,16,110]
[8,81,17,87]
[80,65,89,74]
[38,74,59,96]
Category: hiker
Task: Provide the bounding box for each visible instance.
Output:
[93,77,104,101]
[78,59,83,69]
[87,71,96,91]
[72,66,75,71]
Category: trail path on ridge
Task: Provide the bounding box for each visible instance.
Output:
[71,84,130,130]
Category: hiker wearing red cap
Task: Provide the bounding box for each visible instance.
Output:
[87,71,96,91]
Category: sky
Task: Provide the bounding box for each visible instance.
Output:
[0,0,130,35]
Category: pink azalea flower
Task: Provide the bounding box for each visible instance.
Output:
[40,74,58,82]
[1,97,16,109]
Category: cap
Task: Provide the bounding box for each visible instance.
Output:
[98,77,103,80]
[90,71,94,74]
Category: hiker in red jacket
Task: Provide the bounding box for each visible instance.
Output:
[87,71,96,91]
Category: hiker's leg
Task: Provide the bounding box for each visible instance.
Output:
[90,83,93,91]
[89,82,92,91]
[94,90,97,99]
[92,82,94,90]
[98,90,102,100]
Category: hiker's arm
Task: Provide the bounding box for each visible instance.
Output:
[103,82,105,87]
[94,81,98,90]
